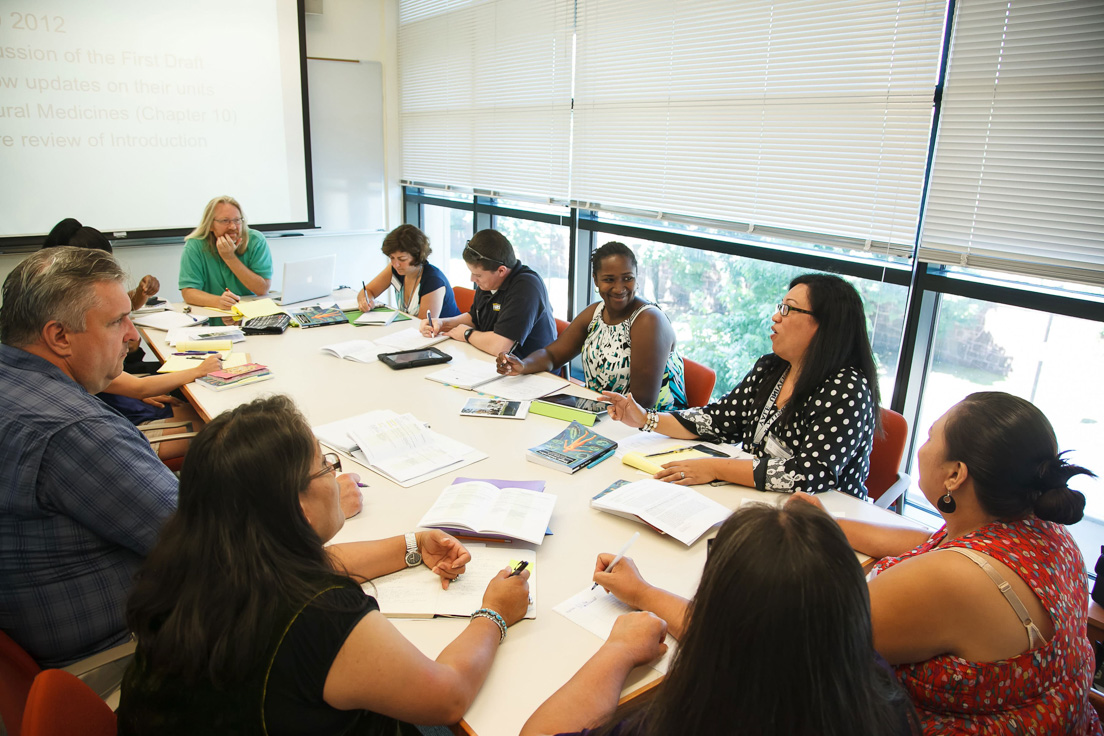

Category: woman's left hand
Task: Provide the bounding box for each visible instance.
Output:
[417,530,471,589]
[655,458,721,485]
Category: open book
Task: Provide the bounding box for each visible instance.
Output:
[375,327,450,352]
[418,480,556,545]
[370,543,537,619]
[320,339,381,363]
[425,359,569,400]
[590,478,731,546]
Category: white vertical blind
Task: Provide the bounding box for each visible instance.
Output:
[570,0,947,255]
[918,0,1104,286]
[398,0,574,200]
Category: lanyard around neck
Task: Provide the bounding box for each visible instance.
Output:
[753,367,789,446]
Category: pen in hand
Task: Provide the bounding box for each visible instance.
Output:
[508,560,529,577]
[592,531,640,590]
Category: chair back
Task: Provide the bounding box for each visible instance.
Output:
[865,408,908,502]
[682,358,716,408]
[555,318,570,337]
[453,286,475,314]
[22,669,116,736]
[0,629,41,736]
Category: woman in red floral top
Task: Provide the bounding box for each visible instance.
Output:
[793,391,1101,735]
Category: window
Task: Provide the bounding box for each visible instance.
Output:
[904,293,1104,560]
[493,215,571,320]
[594,232,907,403]
[422,204,473,288]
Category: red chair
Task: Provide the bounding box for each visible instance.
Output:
[22,670,116,736]
[0,629,41,736]
[866,407,911,510]
[682,358,716,408]
[453,286,474,314]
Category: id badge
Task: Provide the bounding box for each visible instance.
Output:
[763,433,793,461]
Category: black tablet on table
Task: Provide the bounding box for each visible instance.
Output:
[378,347,453,370]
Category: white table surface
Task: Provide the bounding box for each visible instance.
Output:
[143,296,928,736]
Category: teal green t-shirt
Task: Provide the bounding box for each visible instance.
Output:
[178,230,273,296]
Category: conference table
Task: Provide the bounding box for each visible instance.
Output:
[142,294,930,736]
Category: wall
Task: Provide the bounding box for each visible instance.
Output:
[0,0,402,300]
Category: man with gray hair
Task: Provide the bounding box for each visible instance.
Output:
[0,247,177,674]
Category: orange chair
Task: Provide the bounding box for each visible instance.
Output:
[682,358,716,408]
[866,407,911,510]
[453,286,474,314]
[0,629,41,736]
[22,670,115,736]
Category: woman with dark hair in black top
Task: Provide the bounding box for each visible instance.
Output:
[118,395,530,735]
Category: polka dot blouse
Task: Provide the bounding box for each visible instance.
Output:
[671,354,875,498]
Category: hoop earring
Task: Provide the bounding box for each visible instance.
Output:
[936,491,956,514]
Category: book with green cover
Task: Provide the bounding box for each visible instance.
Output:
[528,400,598,426]
[526,421,617,474]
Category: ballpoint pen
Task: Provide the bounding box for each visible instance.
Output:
[508,560,529,577]
[592,532,640,590]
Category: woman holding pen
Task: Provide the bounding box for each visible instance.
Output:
[357,224,459,319]
[521,503,916,736]
[118,395,530,735]
[179,195,273,309]
[496,242,686,411]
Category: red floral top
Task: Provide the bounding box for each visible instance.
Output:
[873,518,1102,735]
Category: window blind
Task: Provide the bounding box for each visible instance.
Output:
[570,0,947,257]
[398,0,574,200]
[918,0,1104,286]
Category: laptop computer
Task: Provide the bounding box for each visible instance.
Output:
[274,255,336,305]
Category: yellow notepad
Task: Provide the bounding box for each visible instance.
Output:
[232,298,284,321]
[621,447,716,475]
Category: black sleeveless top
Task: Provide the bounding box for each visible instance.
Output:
[117,577,420,736]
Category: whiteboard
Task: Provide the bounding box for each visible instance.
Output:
[307,59,386,232]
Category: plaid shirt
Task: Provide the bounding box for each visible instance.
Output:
[0,345,177,667]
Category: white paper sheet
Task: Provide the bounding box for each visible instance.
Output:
[554,586,676,674]
[370,544,537,619]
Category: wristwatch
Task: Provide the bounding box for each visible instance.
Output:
[464,328,474,343]
[404,533,422,567]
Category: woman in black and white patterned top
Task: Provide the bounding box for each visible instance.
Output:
[603,274,881,499]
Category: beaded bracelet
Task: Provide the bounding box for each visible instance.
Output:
[471,607,507,643]
[640,410,659,432]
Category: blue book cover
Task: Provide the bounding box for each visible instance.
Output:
[526,421,617,474]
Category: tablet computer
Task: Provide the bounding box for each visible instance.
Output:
[534,393,608,416]
[378,347,453,370]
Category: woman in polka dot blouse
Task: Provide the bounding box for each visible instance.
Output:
[604,273,880,499]
[791,392,1101,735]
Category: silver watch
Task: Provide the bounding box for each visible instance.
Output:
[404,532,422,567]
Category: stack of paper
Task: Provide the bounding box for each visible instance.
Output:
[314,409,486,487]
[370,543,537,619]
[165,325,246,346]
[131,311,202,330]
